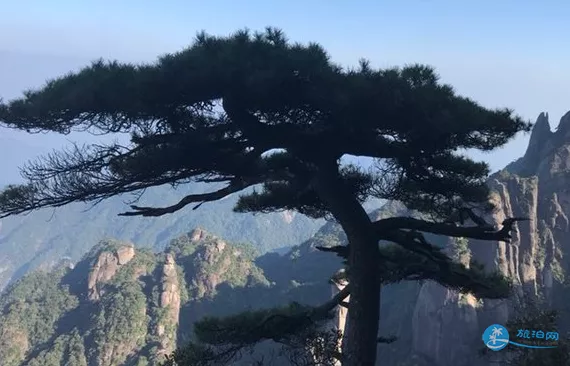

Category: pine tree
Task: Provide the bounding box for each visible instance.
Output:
[0,28,531,365]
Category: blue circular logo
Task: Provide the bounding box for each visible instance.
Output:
[482,324,510,351]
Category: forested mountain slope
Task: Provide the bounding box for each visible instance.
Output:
[0,201,433,366]
[0,230,307,366]
[0,182,323,292]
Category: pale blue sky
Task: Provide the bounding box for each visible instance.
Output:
[1,0,569,182]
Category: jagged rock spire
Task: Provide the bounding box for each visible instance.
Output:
[523,112,552,162]
[555,110,570,137]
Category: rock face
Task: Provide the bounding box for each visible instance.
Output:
[332,275,349,340]
[189,228,206,242]
[406,111,570,365]
[184,231,261,299]
[0,230,273,366]
[157,253,181,357]
[325,270,349,366]
[87,242,135,301]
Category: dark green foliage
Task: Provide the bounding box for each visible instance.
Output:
[168,231,269,302]
[162,322,344,366]
[162,342,220,366]
[0,28,529,220]
[281,328,343,366]
[164,328,343,366]
[25,330,88,366]
[91,283,148,364]
[377,243,511,299]
[110,247,157,285]
[193,301,327,347]
[0,267,78,366]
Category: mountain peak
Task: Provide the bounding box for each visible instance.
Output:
[555,110,570,137]
[536,112,550,129]
[505,112,556,176]
[506,110,570,177]
[524,112,552,160]
[189,227,208,242]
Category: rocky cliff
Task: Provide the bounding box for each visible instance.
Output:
[0,229,277,366]
[404,111,570,366]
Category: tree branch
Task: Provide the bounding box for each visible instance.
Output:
[312,284,351,319]
[317,238,512,299]
[378,233,512,299]
[195,284,351,349]
[118,178,254,216]
[222,96,303,152]
[373,216,529,242]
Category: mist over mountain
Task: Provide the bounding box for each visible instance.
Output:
[0,182,324,292]
[0,135,47,186]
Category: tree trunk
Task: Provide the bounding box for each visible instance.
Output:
[314,166,381,366]
[343,231,381,366]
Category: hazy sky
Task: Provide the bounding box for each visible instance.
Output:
[1,0,569,181]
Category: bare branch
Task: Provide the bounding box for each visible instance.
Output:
[312,284,351,318]
[118,178,255,216]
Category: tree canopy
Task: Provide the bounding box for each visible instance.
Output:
[0,28,532,365]
[0,28,529,219]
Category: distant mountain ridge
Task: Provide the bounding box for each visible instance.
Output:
[0,225,345,366]
[0,231,264,366]
[0,182,324,292]
[0,195,444,366]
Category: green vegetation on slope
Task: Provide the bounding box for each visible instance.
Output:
[0,200,524,366]
[0,227,322,366]
[0,183,323,292]
[0,266,78,366]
